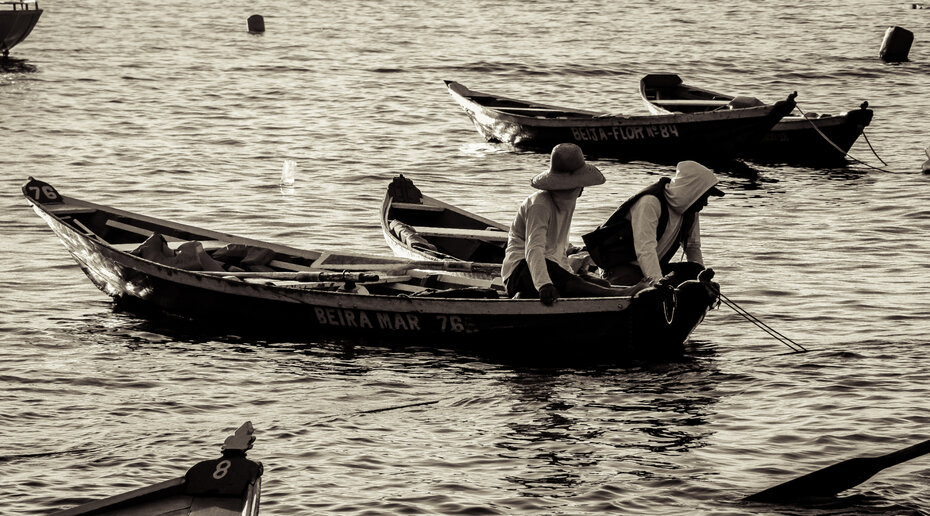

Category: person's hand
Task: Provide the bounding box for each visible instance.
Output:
[538,283,558,306]
[631,277,654,293]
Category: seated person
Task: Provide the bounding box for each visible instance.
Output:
[501,143,649,305]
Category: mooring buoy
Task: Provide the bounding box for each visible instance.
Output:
[880,26,913,62]
[248,14,265,34]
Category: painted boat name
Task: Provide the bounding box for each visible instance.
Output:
[313,307,474,333]
[571,124,680,142]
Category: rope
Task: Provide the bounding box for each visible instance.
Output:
[862,130,888,166]
[794,102,893,173]
[705,283,808,353]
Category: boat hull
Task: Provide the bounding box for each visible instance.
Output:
[26,184,714,360]
[639,73,873,164]
[0,7,42,55]
[53,423,261,516]
[445,80,796,163]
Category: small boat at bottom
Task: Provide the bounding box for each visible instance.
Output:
[1,1,42,57]
[380,174,719,353]
[639,74,874,164]
[53,422,262,515]
[444,79,797,163]
[24,176,716,359]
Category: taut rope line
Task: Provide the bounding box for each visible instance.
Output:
[794,102,892,173]
[705,281,808,353]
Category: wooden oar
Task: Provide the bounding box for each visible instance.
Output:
[745,438,930,503]
[199,271,380,282]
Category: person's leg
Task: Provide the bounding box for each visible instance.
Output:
[547,261,647,298]
[504,260,538,298]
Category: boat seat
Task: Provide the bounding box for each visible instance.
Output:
[412,226,509,242]
[391,202,444,212]
[104,219,179,239]
[651,99,732,107]
[110,239,226,253]
[45,205,98,215]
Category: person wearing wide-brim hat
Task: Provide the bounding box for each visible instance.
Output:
[583,160,724,286]
[501,143,650,305]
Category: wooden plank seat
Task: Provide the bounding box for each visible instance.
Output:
[110,239,227,253]
[495,107,573,112]
[651,99,732,107]
[46,205,98,215]
[391,202,444,212]
[102,219,226,252]
[412,225,509,242]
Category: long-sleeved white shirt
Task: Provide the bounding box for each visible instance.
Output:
[628,197,703,280]
[501,190,575,290]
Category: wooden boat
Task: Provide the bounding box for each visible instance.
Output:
[53,422,262,515]
[24,177,716,358]
[379,174,719,351]
[444,80,797,163]
[380,175,508,272]
[1,1,42,57]
[639,74,874,164]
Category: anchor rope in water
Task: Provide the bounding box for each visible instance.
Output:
[861,130,888,166]
[794,102,892,173]
[706,282,808,353]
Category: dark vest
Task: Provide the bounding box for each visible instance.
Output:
[582,177,695,270]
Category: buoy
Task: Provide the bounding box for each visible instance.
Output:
[879,26,913,62]
[248,14,265,34]
[922,146,930,174]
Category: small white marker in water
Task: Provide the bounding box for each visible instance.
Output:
[281,159,296,186]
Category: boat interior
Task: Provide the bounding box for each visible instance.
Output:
[40,200,505,299]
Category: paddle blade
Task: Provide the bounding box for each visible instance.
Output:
[745,457,876,503]
[746,438,930,504]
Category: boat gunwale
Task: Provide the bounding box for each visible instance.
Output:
[27,195,636,317]
[446,79,789,127]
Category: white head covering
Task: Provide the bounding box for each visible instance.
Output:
[664,161,724,212]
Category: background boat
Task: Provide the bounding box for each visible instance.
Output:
[53,422,262,516]
[0,0,41,57]
[380,174,508,269]
[446,79,797,163]
[639,73,874,164]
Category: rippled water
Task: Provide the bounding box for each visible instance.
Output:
[3,1,930,514]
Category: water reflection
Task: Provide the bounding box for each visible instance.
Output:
[495,353,721,496]
[0,57,37,73]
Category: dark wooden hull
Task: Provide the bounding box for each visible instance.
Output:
[53,423,262,516]
[0,6,42,55]
[445,80,796,163]
[24,178,716,359]
[640,73,873,164]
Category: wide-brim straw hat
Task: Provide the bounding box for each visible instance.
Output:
[531,143,605,190]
